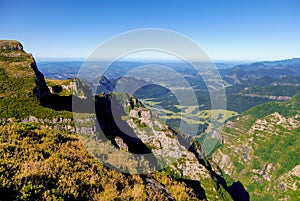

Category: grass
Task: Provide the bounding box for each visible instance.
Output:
[214,92,300,200]
[46,79,73,96]
[0,122,210,200]
[0,47,72,119]
[46,79,72,86]
[141,99,238,132]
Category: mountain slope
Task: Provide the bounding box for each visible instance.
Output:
[0,40,237,200]
[0,40,71,119]
[237,58,300,70]
[223,58,300,113]
[212,93,300,200]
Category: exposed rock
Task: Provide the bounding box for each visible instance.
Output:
[0,40,240,200]
[212,150,235,175]
[127,104,212,181]
[249,112,300,135]
[290,165,300,177]
[130,108,153,127]
[177,151,211,180]
[262,163,274,181]
[0,40,23,50]
[242,93,291,101]
[142,176,175,201]
[114,136,129,151]
[62,81,76,92]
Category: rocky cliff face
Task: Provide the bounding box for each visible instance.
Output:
[0,40,23,50]
[212,95,300,200]
[87,92,236,200]
[0,40,50,100]
[31,60,50,99]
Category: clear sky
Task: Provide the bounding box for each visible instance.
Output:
[1,0,299,61]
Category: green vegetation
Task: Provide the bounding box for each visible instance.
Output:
[227,94,270,113]
[46,79,73,96]
[0,44,224,200]
[213,92,300,200]
[142,98,238,135]
[0,48,71,119]
[0,122,205,200]
[3,40,299,200]
[245,94,300,119]
[240,85,300,97]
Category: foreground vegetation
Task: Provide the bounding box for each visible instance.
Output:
[0,48,71,120]
[0,122,206,200]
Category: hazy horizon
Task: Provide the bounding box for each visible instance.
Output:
[35,57,298,64]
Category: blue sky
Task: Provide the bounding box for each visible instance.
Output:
[1,0,299,61]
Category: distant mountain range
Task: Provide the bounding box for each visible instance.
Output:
[37,57,300,114]
[235,58,300,69]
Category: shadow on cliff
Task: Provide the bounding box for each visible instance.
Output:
[228,181,250,201]
[200,158,249,201]
[40,90,228,200]
[201,160,250,201]
[177,134,250,201]
[41,94,73,111]
[94,95,159,169]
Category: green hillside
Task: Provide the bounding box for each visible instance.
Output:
[212,93,300,200]
[0,41,71,119]
[0,122,209,200]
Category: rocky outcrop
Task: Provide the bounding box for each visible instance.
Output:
[0,40,23,50]
[130,108,153,127]
[128,109,213,180]
[242,93,291,101]
[0,40,50,100]
[212,96,300,200]
[142,175,175,201]
[0,40,237,200]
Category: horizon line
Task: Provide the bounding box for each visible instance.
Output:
[36,57,299,64]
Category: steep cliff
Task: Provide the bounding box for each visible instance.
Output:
[0,40,70,119]
[0,40,50,99]
[212,93,300,200]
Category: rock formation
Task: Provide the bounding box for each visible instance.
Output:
[0,40,50,100]
[0,40,23,50]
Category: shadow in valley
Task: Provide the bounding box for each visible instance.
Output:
[178,178,207,200]
[94,94,159,169]
[41,94,73,112]
[177,134,250,201]
[228,181,250,201]
[40,89,244,200]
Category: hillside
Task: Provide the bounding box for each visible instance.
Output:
[0,40,239,200]
[212,93,300,200]
[222,58,300,113]
[0,40,71,119]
